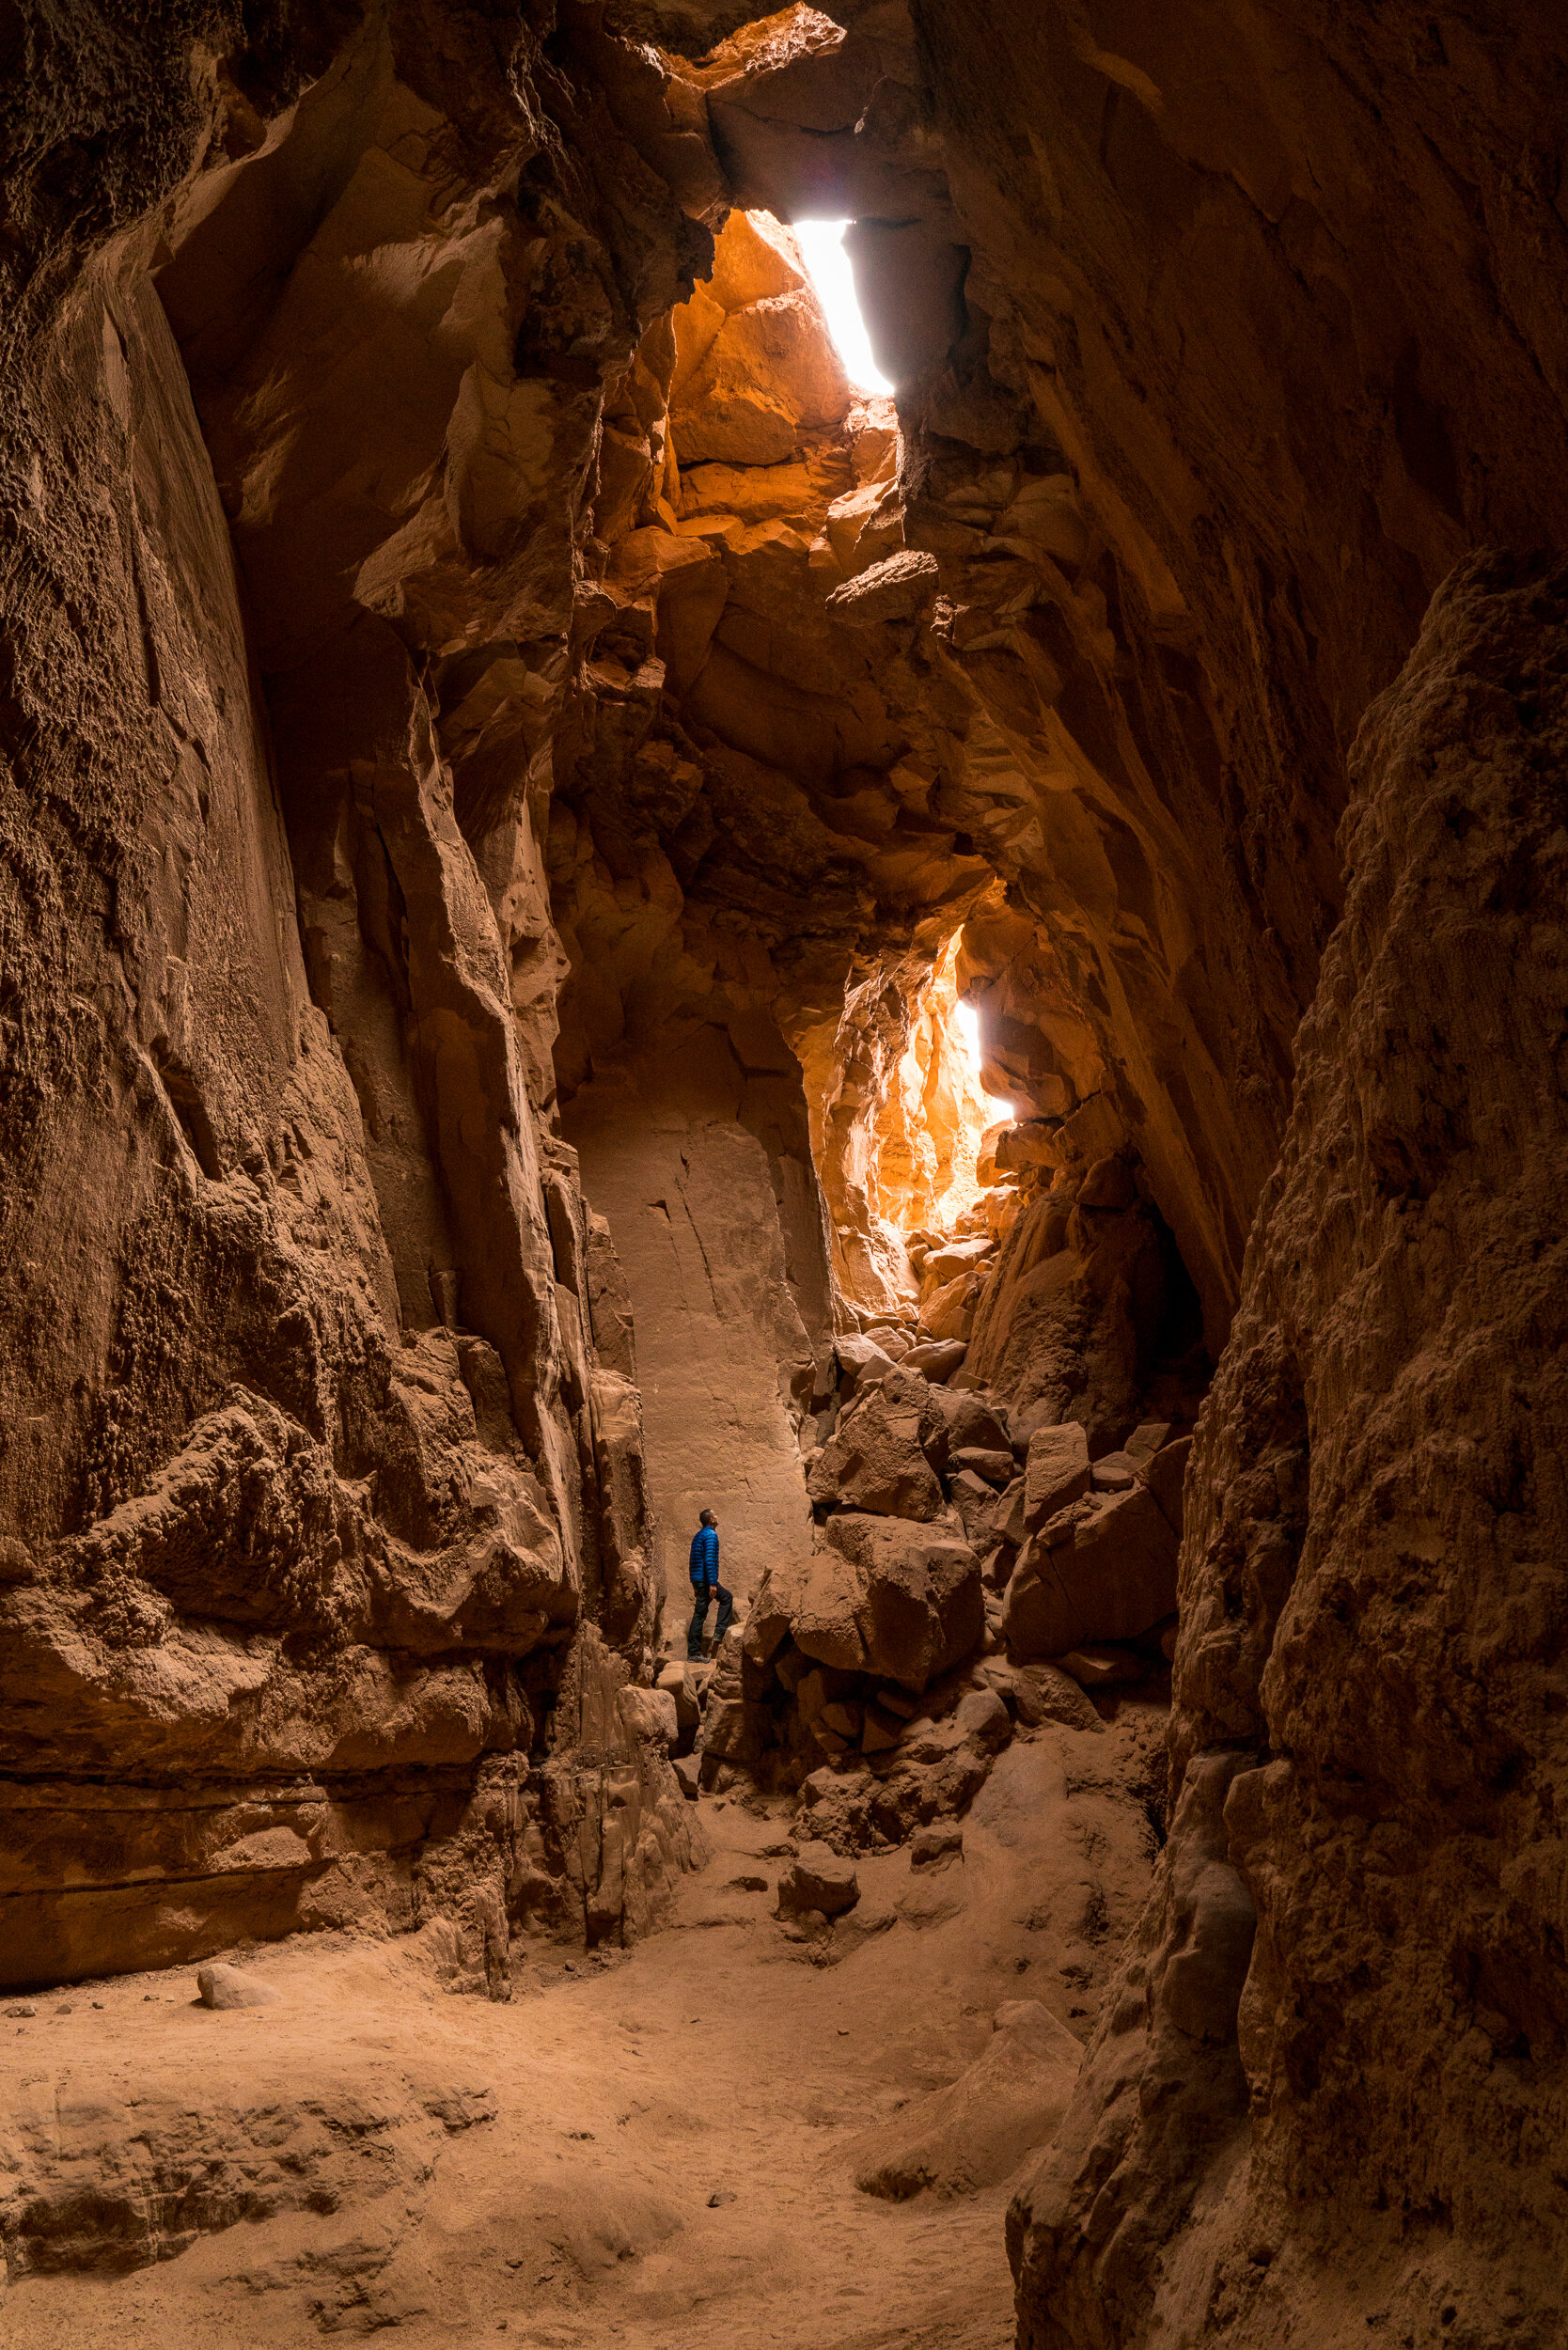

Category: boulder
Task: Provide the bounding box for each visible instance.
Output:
[196,1964,279,2011]
[823,547,938,626]
[1090,1451,1137,1492]
[902,1340,967,1383]
[862,1703,904,1753]
[672,1754,701,1801]
[992,1475,1028,1549]
[921,1235,994,1286]
[949,1467,1002,1546]
[777,1840,860,1917]
[808,1367,945,1520]
[1055,1644,1145,1687]
[954,1686,1011,1754]
[1124,1420,1172,1464]
[993,1120,1066,1175]
[804,1512,983,1691]
[835,1335,895,1397]
[1001,1484,1179,1659]
[1024,1422,1091,1529]
[1008,1662,1105,1733]
[1036,1496,1099,1551]
[919,1268,984,1343]
[1137,1434,1192,1534]
[931,1388,1012,1457]
[910,1825,964,1869]
[952,1446,1015,1488]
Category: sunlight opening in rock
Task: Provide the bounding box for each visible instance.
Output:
[792,218,893,394]
[953,995,1014,1126]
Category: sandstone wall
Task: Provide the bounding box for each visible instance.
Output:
[0,0,722,1989]
[1011,552,1568,2349]
[565,1057,823,1625]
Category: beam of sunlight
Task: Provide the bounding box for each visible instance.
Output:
[792,218,893,396]
[954,997,1015,1124]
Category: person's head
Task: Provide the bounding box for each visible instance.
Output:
[699,1508,716,1528]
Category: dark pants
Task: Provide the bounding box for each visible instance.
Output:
[687,1577,734,1659]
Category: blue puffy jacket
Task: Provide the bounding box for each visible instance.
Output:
[689,1524,719,1583]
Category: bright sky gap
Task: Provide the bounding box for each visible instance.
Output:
[955,996,1014,1121]
[791,218,893,395]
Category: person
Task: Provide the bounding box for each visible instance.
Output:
[687,1507,733,1661]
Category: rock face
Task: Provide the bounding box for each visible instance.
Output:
[1010,561,1568,2344]
[0,1,718,1990]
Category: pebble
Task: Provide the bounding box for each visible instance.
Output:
[5,2005,37,2019]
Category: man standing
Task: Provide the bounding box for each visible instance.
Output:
[687,1507,733,1661]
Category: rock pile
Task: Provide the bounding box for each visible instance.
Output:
[684,1196,1200,1841]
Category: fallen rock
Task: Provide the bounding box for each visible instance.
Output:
[945,1393,1012,1454]
[921,1235,994,1285]
[1002,1484,1178,1659]
[954,1686,1012,1754]
[823,547,939,626]
[948,1467,1003,1546]
[1137,1433,1193,1534]
[1008,1662,1105,1733]
[950,1446,1014,1487]
[776,1841,860,1918]
[910,1825,964,1869]
[654,1660,702,1751]
[992,1475,1028,1549]
[862,1703,904,1753]
[1090,1450,1137,1492]
[1024,1422,1091,1529]
[835,1335,895,1397]
[672,1755,701,1801]
[902,1340,967,1383]
[617,1685,679,1750]
[196,1964,279,2011]
[816,1513,985,1690]
[808,1368,946,1520]
[1054,1644,1145,1687]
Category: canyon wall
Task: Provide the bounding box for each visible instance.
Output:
[0,0,721,1990]
[1011,550,1568,2346]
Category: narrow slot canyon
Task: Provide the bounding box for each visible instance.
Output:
[1,8,1565,2349]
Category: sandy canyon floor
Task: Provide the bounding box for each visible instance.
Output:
[0,1714,1163,2349]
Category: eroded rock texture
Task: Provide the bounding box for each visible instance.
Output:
[0,1,717,1989]
[1012,553,1568,2347]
